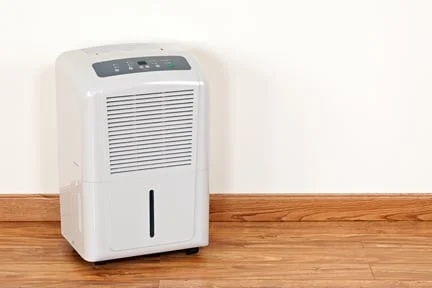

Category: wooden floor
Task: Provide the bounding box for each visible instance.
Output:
[1,221,432,287]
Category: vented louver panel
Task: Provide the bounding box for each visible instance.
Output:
[107,89,195,174]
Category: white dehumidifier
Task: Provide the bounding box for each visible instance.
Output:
[55,43,209,263]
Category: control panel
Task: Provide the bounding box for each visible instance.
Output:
[92,56,191,77]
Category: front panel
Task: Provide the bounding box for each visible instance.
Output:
[102,84,200,251]
[108,170,196,251]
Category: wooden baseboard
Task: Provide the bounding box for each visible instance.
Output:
[211,194,432,221]
[1,194,432,222]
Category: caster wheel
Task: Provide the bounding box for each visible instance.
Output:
[185,247,199,255]
[93,260,108,266]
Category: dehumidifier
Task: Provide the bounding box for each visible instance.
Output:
[55,43,209,263]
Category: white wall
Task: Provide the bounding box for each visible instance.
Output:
[1,0,432,194]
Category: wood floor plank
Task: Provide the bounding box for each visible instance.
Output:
[159,280,432,288]
[199,244,432,264]
[362,237,432,248]
[0,263,373,281]
[371,264,432,280]
[0,221,60,236]
[210,221,432,236]
[1,281,159,288]
[209,222,432,252]
[4,244,432,265]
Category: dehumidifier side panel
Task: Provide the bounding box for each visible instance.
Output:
[56,70,82,189]
[56,61,83,246]
[195,74,209,244]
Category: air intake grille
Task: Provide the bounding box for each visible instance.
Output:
[106,89,195,174]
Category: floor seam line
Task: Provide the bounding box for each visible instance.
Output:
[368,263,376,280]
